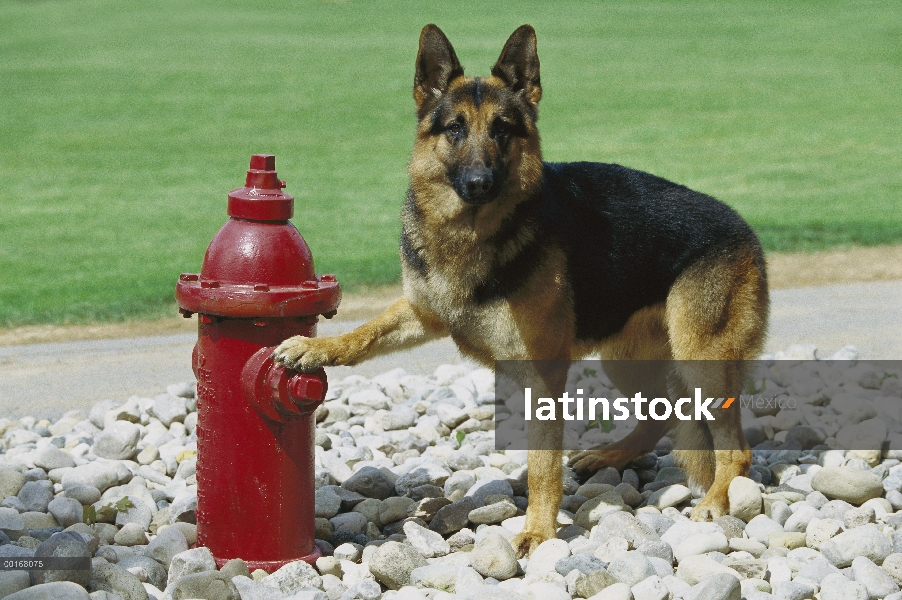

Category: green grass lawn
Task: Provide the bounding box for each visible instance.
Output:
[1,0,899,326]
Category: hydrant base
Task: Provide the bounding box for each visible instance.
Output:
[214,547,322,571]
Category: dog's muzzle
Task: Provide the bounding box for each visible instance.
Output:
[453,162,500,205]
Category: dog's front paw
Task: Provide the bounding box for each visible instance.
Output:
[273,335,342,372]
[510,527,555,558]
[691,496,728,521]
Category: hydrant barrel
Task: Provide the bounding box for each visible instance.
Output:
[175,154,340,570]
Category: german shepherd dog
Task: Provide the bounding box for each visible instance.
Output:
[274,24,768,555]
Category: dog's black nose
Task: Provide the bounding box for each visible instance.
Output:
[464,168,493,197]
[460,166,495,203]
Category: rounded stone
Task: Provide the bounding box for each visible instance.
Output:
[90,561,150,600]
[403,520,450,558]
[471,533,518,580]
[606,551,656,587]
[743,515,784,545]
[727,477,762,522]
[47,497,83,529]
[167,545,217,588]
[33,447,76,471]
[820,524,892,567]
[555,553,606,576]
[118,555,167,590]
[4,581,91,600]
[143,525,188,568]
[63,484,101,506]
[379,496,415,525]
[17,480,54,512]
[468,500,517,525]
[429,497,475,535]
[673,532,729,562]
[692,572,741,600]
[851,555,899,599]
[573,491,627,529]
[342,467,396,500]
[31,531,91,588]
[369,541,429,590]
[114,523,147,546]
[93,421,140,461]
[811,467,883,505]
[0,470,26,499]
[170,571,238,600]
[314,489,342,519]
[525,538,570,575]
[647,485,692,509]
[819,572,869,600]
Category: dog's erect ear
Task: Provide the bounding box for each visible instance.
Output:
[414,25,464,113]
[492,25,541,107]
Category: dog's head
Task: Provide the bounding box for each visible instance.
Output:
[410,25,543,207]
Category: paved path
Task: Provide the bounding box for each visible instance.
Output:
[1,281,899,420]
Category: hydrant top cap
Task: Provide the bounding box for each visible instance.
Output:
[228,154,293,222]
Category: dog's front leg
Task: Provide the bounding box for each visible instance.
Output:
[512,442,564,557]
[510,363,568,557]
[273,297,446,372]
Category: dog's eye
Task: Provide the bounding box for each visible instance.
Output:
[447,122,462,135]
[493,120,510,138]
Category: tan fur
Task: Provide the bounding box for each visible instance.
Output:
[274,24,769,555]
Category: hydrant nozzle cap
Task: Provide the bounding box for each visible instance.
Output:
[228,154,293,221]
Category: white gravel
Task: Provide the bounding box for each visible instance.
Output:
[0,346,900,600]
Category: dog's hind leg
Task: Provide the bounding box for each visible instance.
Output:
[666,246,768,521]
[570,306,675,475]
[569,419,671,475]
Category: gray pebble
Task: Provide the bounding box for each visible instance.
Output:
[430,497,475,535]
[48,497,83,528]
[89,561,148,600]
[170,570,239,600]
[820,523,892,567]
[369,541,428,590]
[17,480,54,512]
[5,581,91,600]
[31,531,90,588]
[555,553,605,576]
[93,421,140,461]
[470,533,518,580]
[465,479,513,507]
[34,447,75,471]
[342,467,395,500]
[117,555,167,590]
[811,467,883,505]
[315,489,342,519]
[167,546,217,587]
[819,572,869,600]
[607,551,656,587]
[692,572,741,600]
[64,484,102,506]
[851,555,899,598]
[143,525,188,568]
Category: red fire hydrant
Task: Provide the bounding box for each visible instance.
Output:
[175,154,340,570]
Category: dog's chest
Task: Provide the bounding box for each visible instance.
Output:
[404,265,530,363]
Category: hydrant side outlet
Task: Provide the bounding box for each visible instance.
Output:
[176,155,337,570]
